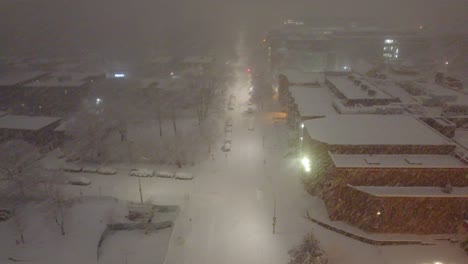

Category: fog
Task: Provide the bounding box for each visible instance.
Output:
[1,0,467,60]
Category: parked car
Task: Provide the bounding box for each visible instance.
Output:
[155,170,175,178]
[221,142,231,152]
[82,166,98,173]
[67,177,91,186]
[129,168,154,177]
[62,164,82,173]
[248,118,255,131]
[97,167,117,175]
[175,171,193,180]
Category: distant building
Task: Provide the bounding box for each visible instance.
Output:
[0,114,62,149]
[18,72,95,116]
[0,70,49,110]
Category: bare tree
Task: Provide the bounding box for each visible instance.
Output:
[199,115,222,154]
[0,140,43,197]
[47,186,67,236]
[65,109,114,162]
[13,207,26,244]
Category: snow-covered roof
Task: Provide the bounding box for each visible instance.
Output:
[139,77,188,91]
[327,76,392,100]
[349,185,468,198]
[330,153,465,168]
[289,86,337,117]
[279,69,323,84]
[149,56,173,64]
[0,115,61,131]
[23,72,89,88]
[303,115,454,146]
[327,76,393,101]
[181,56,214,64]
[0,71,48,87]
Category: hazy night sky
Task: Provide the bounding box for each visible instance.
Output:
[0,0,466,59]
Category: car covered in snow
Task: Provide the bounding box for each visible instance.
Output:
[82,166,98,173]
[62,164,82,173]
[226,118,233,127]
[97,167,117,175]
[155,170,175,178]
[67,177,91,186]
[129,168,155,177]
[247,106,256,114]
[174,171,193,180]
[221,141,231,152]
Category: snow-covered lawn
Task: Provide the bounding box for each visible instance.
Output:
[0,197,176,264]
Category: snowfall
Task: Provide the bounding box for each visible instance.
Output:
[1,35,467,264]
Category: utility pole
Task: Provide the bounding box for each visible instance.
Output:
[272,194,276,234]
[138,177,143,204]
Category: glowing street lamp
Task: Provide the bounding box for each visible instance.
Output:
[300,123,304,154]
[301,157,311,172]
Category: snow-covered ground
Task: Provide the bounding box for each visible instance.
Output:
[0,197,176,264]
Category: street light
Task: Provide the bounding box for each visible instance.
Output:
[300,122,304,154]
[301,157,311,172]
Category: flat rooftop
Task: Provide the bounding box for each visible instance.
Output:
[303,115,454,146]
[181,56,214,64]
[0,71,48,87]
[0,115,61,131]
[327,76,393,100]
[349,185,468,198]
[279,69,323,84]
[330,153,465,169]
[23,72,89,88]
[289,86,337,117]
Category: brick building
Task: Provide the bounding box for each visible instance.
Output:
[301,115,468,234]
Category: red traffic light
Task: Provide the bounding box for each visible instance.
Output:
[247,68,251,73]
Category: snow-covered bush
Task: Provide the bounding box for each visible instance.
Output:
[288,233,328,264]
